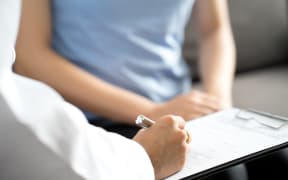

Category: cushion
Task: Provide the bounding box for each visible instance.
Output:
[183,0,288,77]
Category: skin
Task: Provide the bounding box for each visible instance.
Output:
[133,115,188,179]
[15,0,235,123]
[194,0,236,107]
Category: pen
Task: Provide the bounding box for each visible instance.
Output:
[136,115,191,144]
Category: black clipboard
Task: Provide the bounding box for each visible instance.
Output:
[182,141,288,180]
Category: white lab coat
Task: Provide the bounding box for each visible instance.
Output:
[0,0,154,179]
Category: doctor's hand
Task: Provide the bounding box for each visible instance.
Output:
[146,90,222,121]
[133,115,188,180]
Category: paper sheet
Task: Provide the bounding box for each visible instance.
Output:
[166,108,288,180]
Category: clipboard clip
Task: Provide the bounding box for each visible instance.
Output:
[236,109,288,129]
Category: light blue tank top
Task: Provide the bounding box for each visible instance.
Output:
[52,0,195,119]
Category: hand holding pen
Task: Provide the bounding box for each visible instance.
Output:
[133,115,190,179]
[136,115,191,144]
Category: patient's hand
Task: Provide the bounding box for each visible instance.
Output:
[133,115,188,179]
[147,90,222,121]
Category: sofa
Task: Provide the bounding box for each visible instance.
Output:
[183,0,288,117]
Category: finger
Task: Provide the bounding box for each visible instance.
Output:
[172,115,186,129]
[196,96,221,112]
[198,104,216,114]
[191,103,217,115]
[190,92,222,111]
[173,97,217,115]
[201,96,222,109]
[198,92,229,109]
[158,115,185,129]
[176,105,213,121]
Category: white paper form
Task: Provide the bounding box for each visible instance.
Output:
[166,108,288,180]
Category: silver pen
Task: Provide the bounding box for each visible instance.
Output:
[136,115,191,144]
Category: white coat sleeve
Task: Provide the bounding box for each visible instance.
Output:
[0,93,155,180]
[0,59,155,180]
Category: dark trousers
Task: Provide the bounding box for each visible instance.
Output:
[89,118,140,138]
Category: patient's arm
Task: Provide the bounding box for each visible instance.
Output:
[15,0,156,124]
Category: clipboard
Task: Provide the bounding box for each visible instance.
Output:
[166,108,288,180]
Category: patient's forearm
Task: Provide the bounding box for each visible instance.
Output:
[199,28,235,102]
[15,49,155,124]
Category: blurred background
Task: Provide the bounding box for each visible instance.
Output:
[183,0,288,117]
